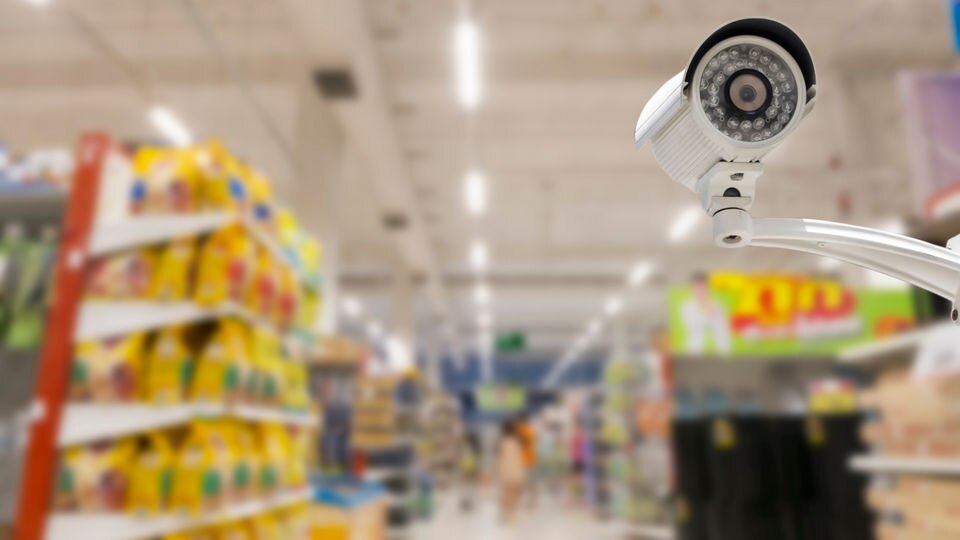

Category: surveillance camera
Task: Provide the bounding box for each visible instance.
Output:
[635,18,817,240]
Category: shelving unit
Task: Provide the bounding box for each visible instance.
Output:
[89,212,319,291]
[45,486,312,540]
[850,455,960,477]
[838,322,950,365]
[58,403,317,447]
[13,134,326,540]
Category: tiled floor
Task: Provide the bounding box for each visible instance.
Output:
[412,489,616,540]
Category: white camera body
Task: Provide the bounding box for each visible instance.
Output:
[635,18,818,237]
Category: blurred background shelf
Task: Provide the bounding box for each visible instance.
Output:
[58,403,317,447]
[850,455,960,477]
[44,487,312,540]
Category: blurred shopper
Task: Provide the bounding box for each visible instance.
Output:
[569,420,587,502]
[458,432,480,512]
[516,415,537,508]
[535,422,565,496]
[497,421,527,524]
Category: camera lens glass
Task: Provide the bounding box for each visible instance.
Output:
[697,42,800,143]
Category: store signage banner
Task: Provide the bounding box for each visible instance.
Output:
[475,384,527,413]
[900,71,960,219]
[668,272,915,357]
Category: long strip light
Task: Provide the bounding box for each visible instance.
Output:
[455,20,481,109]
[464,170,487,216]
[149,105,193,147]
[470,239,488,271]
[669,204,704,244]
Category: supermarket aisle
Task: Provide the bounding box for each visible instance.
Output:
[415,489,613,540]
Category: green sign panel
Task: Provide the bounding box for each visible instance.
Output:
[495,332,526,352]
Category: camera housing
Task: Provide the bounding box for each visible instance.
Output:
[635,18,817,211]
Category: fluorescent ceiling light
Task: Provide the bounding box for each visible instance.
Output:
[387,335,412,371]
[628,261,655,287]
[148,105,192,147]
[366,321,383,339]
[23,0,50,6]
[464,170,487,216]
[341,296,362,318]
[455,20,481,108]
[474,282,491,305]
[604,296,623,317]
[470,239,488,271]
[669,204,704,243]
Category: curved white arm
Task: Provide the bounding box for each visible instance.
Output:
[748,217,960,304]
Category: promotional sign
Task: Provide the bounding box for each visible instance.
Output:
[668,272,915,356]
[900,71,960,218]
[475,384,527,413]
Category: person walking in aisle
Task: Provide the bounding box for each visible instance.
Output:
[516,414,537,508]
[497,420,527,524]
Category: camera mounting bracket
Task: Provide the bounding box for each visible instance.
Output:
[696,161,762,247]
[710,210,960,325]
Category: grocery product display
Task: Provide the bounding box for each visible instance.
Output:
[10,134,323,540]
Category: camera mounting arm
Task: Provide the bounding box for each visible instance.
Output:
[712,207,960,324]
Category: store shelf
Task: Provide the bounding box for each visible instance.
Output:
[838,322,951,365]
[87,213,319,290]
[88,212,232,256]
[74,300,312,346]
[607,522,674,539]
[44,486,312,540]
[850,455,960,477]
[58,403,317,447]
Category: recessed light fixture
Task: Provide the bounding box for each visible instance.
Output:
[454,20,481,109]
[473,282,491,305]
[470,239,488,271]
[464,170,487,216]
[628,261,655,287]
[669,204,704,243]
[148,105,192,147]
[341,296,362,318]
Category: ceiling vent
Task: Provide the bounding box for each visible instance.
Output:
[313,68,358,99]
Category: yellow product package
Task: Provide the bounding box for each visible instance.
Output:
[196,421,242,504]
[274,268,299,330]
[142,326,194,405]
[193,225,254,307]
[257,423,291,493]
[57,438,137,512]
[198,140,249,213]
[246,167,274,231]
[164,530,217,540]
[246,248,279,319]
[130,147,203,215]
[72,334,145,403]
[249,513,282,540]
[225,422,261,501]
[282,361,310,412]
[150,237,198,301]
[86,248,157,300]
[190,320,248,404]
[286,428,310,488]
[170,427,221,514]
[215,521,253,540]
[278,504,311,540]
[297,289,320,331]
[127,432,175,515]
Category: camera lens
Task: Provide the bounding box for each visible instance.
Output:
[727,72,768,114]
[697,41,801,144]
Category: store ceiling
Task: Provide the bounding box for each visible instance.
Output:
[0,0,956,360]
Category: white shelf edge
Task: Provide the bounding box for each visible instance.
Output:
[74,300,316,345]
[45,487,312,540]
[850,454,960,476]
[838,322,950,364]
[89,213,233,256]
[58,403,317,447]
[87,213,319,291]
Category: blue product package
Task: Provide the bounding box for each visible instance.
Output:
[954,0,960,53]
